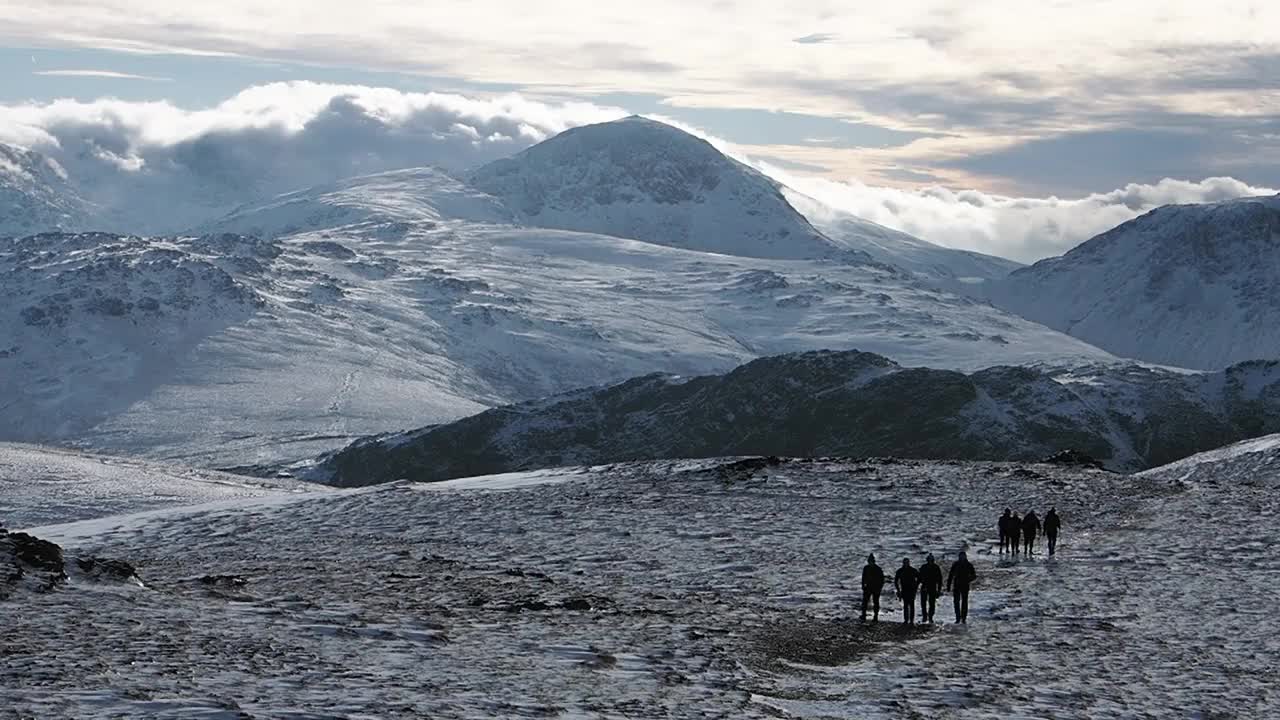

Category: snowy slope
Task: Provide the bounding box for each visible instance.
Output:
[1,171,1116,468]
[0,143,91,238]
[1138,432,1280,484]
[785,189,1023,286]
[987,194,1280,369]
[7,454,1279,717]
[205,166,514,237]
[469,116,865,261]
[313,351,1280,485]
[0,443,315,528]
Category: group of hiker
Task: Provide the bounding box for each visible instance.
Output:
[1000,507,1061,557]
[859,507,1063,625]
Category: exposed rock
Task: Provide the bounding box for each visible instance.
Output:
[198,574,249,589]
[1,529,67,599]
[75,557,141,584]
[1041,449,1107,469]
[8,531,64,572]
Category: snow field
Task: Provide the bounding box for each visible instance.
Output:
[8,453,1276,718]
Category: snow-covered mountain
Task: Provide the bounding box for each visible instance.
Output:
[2,119,1124,467]
[311,350,1280,485]
[1,215,1114,468]
[2,115,1022,290]
[785,190,1023,287]
[205,166,515,237]
[469,116,864,262]
[9,446,1280,717]
[986,194,1280,370]
[0,143,91,238]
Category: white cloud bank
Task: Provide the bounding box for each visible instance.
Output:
[772,173,1279,263]
[0,82,627,232]
[1,82,1274,260]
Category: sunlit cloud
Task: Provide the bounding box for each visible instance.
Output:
[4,1,1277,132]
[4,2,1277,195]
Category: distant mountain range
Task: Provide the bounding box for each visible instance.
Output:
[0,119,1117,467]
[310,349,1280,485]
[4,116,1280,469]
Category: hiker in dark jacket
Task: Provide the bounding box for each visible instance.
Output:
[1044,508,1062,555]
[917,554,944,624]
[861,554,885,622]
[998,508,1013,554]
[946,551,977,623]
[894,558,921,625]
[1009,512,1023,556]
[1022,510,1042,556]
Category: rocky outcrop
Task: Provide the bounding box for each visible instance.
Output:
[2,527,141,599]
[1041,449,1107,469]
[314,350,1280,486]
[1,528,67,598]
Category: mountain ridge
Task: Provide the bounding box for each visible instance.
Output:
[310,349,1280,485]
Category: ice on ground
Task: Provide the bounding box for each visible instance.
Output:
[6,453,1276,718]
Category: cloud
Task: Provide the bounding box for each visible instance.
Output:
[1,81,1275,263]
[32,69,171,81]
[0,81,627,232]
[769,172,1279,263]
[4,1,1277,129]
[4,2,1278,196]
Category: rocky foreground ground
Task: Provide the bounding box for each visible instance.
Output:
[4,453,1278,718]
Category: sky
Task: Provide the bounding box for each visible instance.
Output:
[2,1,1279,261]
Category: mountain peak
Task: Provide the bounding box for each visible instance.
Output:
[469,118,867,262]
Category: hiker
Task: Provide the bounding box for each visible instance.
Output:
[1009,512,1022,556]
[918,553,944,624]
[998,508,1013,554]
[946,551,977,624]
[861,554,885,622]
[1022,510,1041,556]
[894,558,920,625]
[1044,508,1062,556]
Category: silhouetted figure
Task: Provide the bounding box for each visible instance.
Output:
[1044,508,1062,555]
[947,551,977,623]
[894,558,920,625]
[861,554,885,622]
[1009,513,1022,556]
[918,553,944,624]
[998,508,1013,554]
[1022,510,1041,555]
